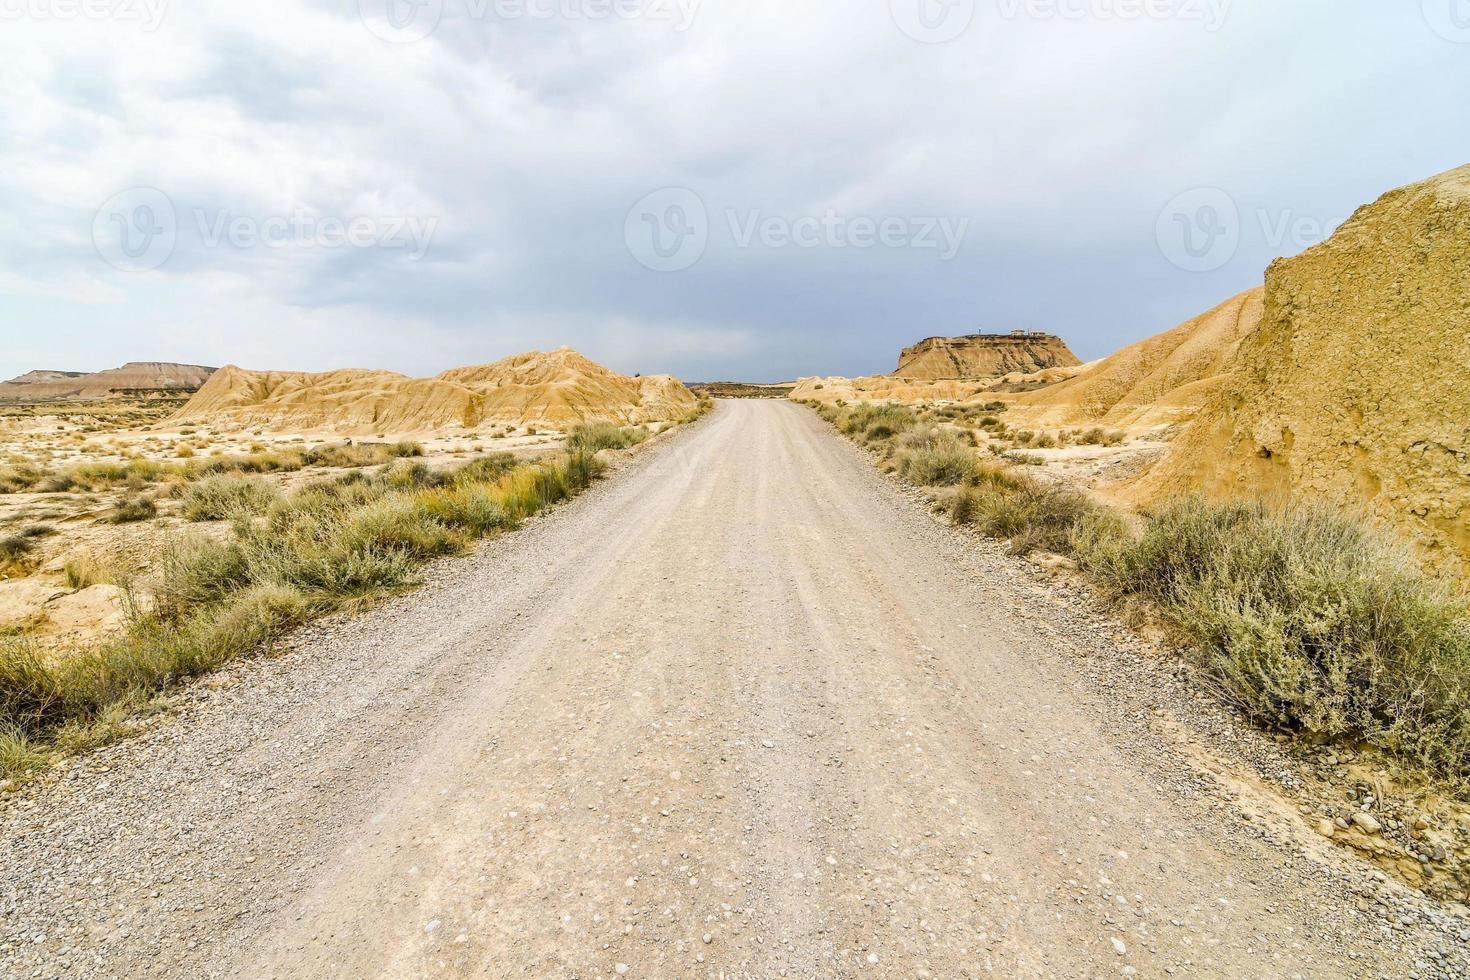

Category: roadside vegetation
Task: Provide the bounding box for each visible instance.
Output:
[0,449,605,778]
[811,400,1470,786]
[0,440,427,497]
[0,406,715,781]
[568,422,650,454]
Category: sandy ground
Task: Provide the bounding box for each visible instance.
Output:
[2,401,1465,978]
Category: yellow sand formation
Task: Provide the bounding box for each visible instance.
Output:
[171,348,697,433]
[1005,288,1264,430]
[1132,163,1470,571]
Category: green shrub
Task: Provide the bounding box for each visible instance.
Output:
[181,475,280,522]
[855,405,920,442]
[454,453,518,485]
[568,422,649,453]
[415,485,512,535]
[110,495,157,524]
[949,477,1094,555]
[1087,497,1470,781]
[302,441,423,468]
[899,433,978,486]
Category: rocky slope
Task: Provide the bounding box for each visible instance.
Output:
[1131,163,1470,572]
[0,363,215,402]
[170,348,697,433]
[1006,288,1264,430]
[895,332,1080,380]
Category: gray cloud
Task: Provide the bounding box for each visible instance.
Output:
[0,0,1466,382]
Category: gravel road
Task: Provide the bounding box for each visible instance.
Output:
[3,400,1464,978]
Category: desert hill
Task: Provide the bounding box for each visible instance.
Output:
[1131,163,1470,571]
[1005,288,1264,430]
[895,332,1080,380]
[171,348,697,433]
[0,362,216,402]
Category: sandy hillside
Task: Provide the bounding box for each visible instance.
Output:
[1004,288,1264,431]
[0,362,216,402]
[171,348,697,434]
[1131,163,1470,571]
[895,331,1080,379]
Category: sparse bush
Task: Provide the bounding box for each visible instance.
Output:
[181,475,280,522]
[0,535,37,571]
[898,431,978,486]
[842,404,919,443]
[949,477,1094,555]
[568,422,650,454]
[64,554,114,590]
[110,495,157,524]
[302,441,423,469]
[0,464,48,494]
[1084,497,1470,782]
[1078,427,1126,447]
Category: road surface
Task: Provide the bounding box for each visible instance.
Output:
[1,401,1452,978]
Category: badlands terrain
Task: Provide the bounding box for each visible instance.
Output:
[4,402,1468,979]
[4,164,1470,980]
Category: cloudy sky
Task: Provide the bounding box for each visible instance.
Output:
[0,0,1466,382]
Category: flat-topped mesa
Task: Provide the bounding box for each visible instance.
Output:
[894,330,1081,380]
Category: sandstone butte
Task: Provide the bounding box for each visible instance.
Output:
[894,331,1081,380]
[1129,163,1470,573]
[169,347,697,434]
[0,362,217,402]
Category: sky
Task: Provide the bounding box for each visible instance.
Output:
[0,0,1467,383]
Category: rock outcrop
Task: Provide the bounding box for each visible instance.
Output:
[170,348,697,433]
[0,363,216,401]
[1131,164,1470,571]
[895,332,1080,380]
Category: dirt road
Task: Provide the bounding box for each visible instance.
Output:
[2,402,1461,978]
